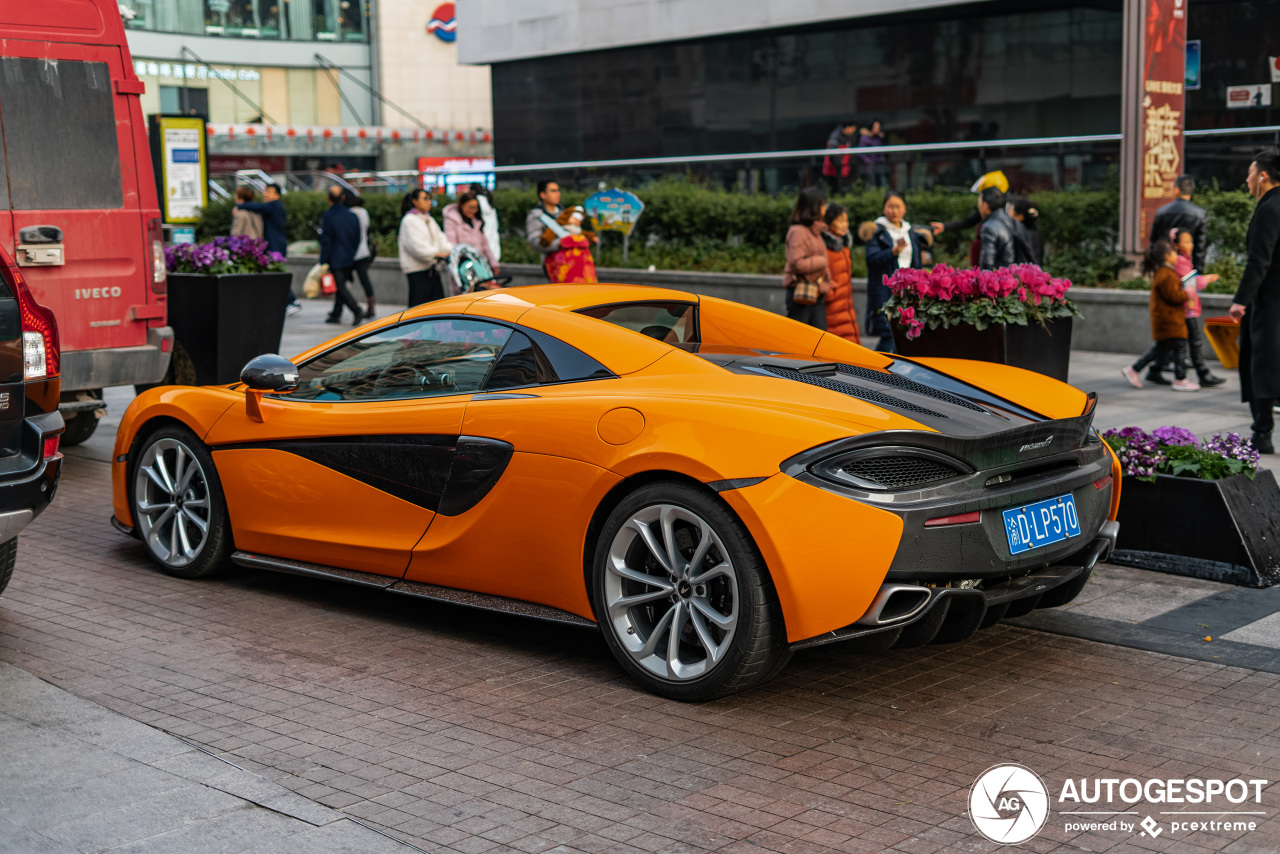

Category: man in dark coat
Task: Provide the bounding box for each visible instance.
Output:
[319,186,363,325]
[235,183,287,257]
[1229,148,1280,453]
[1151,174,1208,271]
[977,188,1017,269]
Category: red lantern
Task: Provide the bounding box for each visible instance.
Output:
[206,124,215,135]
[455,131,464,142]
[357,127,368,140]
[482,132,491,143]
[322,128,333,139]
[286,127,297,138]
[246,126,256,136]
[391,129,401,142]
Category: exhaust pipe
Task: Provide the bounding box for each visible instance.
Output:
[855,584,932,626]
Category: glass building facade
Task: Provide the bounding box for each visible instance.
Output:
[491,2,1125,168]
[120,0,370,42]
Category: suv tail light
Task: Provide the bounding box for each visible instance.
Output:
[10,264,59,380]
[148,217,167,294]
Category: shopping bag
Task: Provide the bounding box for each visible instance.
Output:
[320,272,337,296]
[302,263,328,299]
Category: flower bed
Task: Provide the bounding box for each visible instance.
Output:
[1102,426,1277,587]
[883,263,1078,340]
[166,236,287,275]
[1102,426,1260,482]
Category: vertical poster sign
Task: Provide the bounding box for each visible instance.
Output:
[157,116,208,224]
[1139,0,1187,246]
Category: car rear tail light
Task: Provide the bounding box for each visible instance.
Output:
[42,435,59,460]
[9,264,58,379]
[1093,475,1113,490]
[149,218,167,294]
[924,511,980,528]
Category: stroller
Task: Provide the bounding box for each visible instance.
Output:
[446,245,512,295]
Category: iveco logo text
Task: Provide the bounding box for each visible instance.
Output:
[74,287,122,300]
[1018,437,1053,453]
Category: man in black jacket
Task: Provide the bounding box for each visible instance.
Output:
[1229,148,1280,453]
[1151,175,1208,271]
[319,186,363,325]
[977,188,1016,269]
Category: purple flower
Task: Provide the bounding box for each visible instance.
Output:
[1152,426,1196,447]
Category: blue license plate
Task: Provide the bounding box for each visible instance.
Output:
[1002,493,1081,555]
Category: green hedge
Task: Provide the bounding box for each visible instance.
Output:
[198,179,1256,290]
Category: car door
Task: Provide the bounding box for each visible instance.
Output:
[204,317,516,577]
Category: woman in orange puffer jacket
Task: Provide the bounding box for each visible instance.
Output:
[820,204,860,344]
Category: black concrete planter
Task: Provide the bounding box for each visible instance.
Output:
[1110,470,1280,588]
[166,272,294,386]
[892,316,1074,382]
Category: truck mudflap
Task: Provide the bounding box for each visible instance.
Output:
[60,326,172,391]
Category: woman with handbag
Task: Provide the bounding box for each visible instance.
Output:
[864,190,927,352]
[398,189,452,307]
[783,186,830,330]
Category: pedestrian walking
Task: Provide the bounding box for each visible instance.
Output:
[443,190,500,279]
[1229,148,1280,453]
[1122,238,1198,392]
[857,120,887,187]
[822,122,857,194]
[820,203,859,344]
[1151,174,1208,272]
[863,190,928,352]
[782,186,830,331]
[470,182,502,266]
[230,186,264,239]
[319,186,363,325]
[526,180,565,281]
[342,190,376,320]
[1008,196,1044,266]
[977,187,1017,269]
[236,183,298,314]
[398,188,453,308]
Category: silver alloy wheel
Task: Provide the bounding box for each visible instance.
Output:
[605,503,739,681]
[133,437,211,569]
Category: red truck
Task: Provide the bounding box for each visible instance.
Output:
[0,1,171,445]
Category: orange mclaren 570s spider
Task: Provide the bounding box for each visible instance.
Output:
[111,284,1121,700]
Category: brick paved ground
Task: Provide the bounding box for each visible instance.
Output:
[2,457,1279,853]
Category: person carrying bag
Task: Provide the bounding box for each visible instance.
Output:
[783,186,831,330]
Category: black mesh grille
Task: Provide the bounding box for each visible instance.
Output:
[834,364,987,413]
[841,455,961,489]
[762,366,947,419]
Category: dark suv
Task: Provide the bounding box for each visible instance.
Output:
[0,246,64,596]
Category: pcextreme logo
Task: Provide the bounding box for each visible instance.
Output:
[968,765,1270,845]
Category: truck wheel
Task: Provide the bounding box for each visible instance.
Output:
[0,538,16,597]
[60,410,100,446]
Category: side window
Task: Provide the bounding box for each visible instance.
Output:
[288,318,512,402]
[578,302,698,344]
[0,58,122,210]
[485,328,614,391]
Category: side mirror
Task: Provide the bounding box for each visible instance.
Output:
[241,355,298,422]
[241,354,299,392]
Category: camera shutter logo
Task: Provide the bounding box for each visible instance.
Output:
[970,764,1050,844]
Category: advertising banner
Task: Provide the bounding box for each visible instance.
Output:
[155,116,208,225]
[1138,0,1186,247]
[1227,84,1272,109]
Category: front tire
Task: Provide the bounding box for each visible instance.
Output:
[590,481,789,701]
[130,426,233,579]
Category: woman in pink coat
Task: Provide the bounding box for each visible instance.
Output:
[442,191,500,273]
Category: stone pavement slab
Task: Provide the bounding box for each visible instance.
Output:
[0,662,408,853]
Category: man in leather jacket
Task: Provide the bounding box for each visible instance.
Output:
[1150,175,1208,271]
[977,187,1017,269]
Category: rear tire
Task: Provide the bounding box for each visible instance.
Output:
[60,410,100,446]
[590,481,790,701]
[0,538,16,596]
[130,425,233,579]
